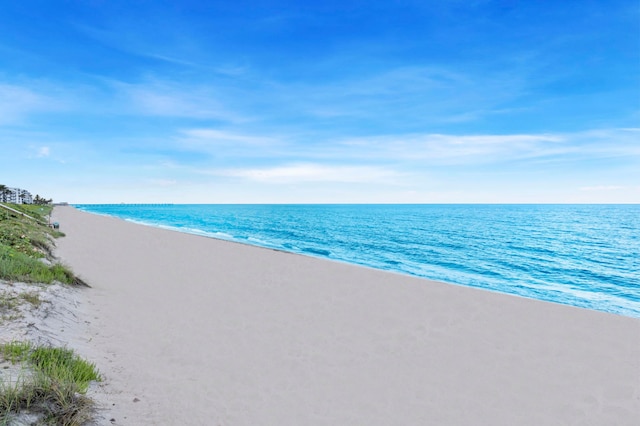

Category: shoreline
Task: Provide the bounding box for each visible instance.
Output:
[53,205,640,425]
[74,211,640,319]
[71,204,640,318]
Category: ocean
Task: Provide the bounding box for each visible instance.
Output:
[73,204,640,317]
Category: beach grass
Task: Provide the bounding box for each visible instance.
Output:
[0,341,31,364]
[19,291,43,308]
[0,205,98,424]
[0,204,85,286]
[0,341,100,425]
[29,346,101,393]
[0,246,79,285]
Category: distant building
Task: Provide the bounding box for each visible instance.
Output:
[1,187,33,204]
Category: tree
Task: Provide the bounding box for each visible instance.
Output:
[0,185,10,203]
[33,195,52,205]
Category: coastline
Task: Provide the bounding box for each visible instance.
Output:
[72,203,640,318]
[53,206,640,425]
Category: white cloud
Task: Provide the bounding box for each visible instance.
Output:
[218,163,400,184]
[335,128,640,165]
[275,65,528,125]
[417,133,565,160]
[0,84,56,125]
[146,178,178,187]
[37,146,50,157]
[580,185,625,192]
[180,129,275,146]
[174,128,288,158]
[112,80,245,122]
[336,132,567,164]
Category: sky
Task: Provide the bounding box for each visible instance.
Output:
[0,0,639,203]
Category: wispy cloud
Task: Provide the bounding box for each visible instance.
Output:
[36,146,50,157]
[0,83,62,125]
[180,129,276,146]
[266,65,528,125]
[347,133,565,162]
[333,128,640,165]
[111,80,246,122]
[142,127,640,180]
[146,178,178,187]
[580,185,625,192]
[216,163,400,184]
[173,128,289,160]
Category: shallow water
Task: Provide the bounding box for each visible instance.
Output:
[74,204,640,317]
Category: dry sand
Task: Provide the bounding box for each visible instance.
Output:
[0,281,87,348]
[51,206,640,425]
[0,280,93,425]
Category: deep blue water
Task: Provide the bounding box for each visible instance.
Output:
[74,204,640,317]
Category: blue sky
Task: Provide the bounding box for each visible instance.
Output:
[1,0,638,203]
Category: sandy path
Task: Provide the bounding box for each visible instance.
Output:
[52,206,640,425]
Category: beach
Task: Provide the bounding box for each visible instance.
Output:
[52,206,640,425]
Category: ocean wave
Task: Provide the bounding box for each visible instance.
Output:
[301,247,331,257]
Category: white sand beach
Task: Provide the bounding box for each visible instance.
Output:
[51,206,640,425]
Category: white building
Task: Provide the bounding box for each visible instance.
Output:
[1,187,33,204]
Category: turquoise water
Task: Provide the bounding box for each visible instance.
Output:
[74,204,640,317]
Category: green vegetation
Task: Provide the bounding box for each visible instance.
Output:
[0,341,31,364]
[0,198,97,424]
[0,341,101,425]
[0,246,80,285]
[0,202,84,286]
[32,195,53,206]
[29,346,101,394]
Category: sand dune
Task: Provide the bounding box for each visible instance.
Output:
[52,206,640,425]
